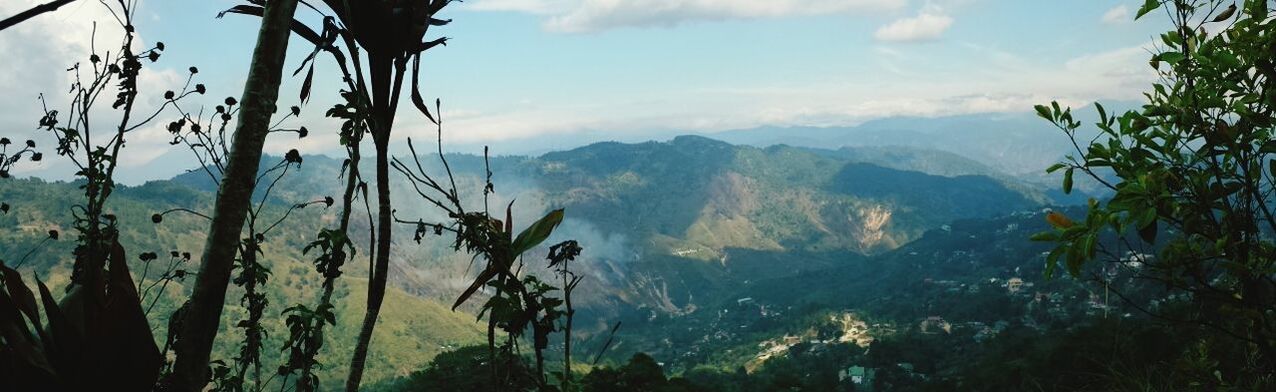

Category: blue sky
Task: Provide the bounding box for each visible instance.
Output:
[1,0,1168,183]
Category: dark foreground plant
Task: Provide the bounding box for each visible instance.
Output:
[1,1,199,389]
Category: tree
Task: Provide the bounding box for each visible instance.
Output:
[219,1,456,388]
[388,345,539,391]
[168,0,301,390]
[294,3,454,389]
[1034,0,1276,384]
[392,129,586,389]
[581,353,688,392]
[2,0,194,388]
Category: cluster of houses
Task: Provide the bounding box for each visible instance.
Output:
[837,362,929,391]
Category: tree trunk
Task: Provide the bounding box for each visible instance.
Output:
[345,50,399,392]
[167,0,299,390]
[345,135,393,391]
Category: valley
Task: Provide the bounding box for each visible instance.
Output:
[2,133,1124,389]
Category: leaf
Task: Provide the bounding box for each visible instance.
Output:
[505,200,514,237]
[0,289,53,380]
[511,209,565,258]
[1044,247,1063,278]
[217,5,323,46]
[37,275,79,378]
[1247,0,1268,18]
[1083,233,1097,259]
[1210,4,1236,23]
[452,267,500,311]
[1158,52,1186,65]
[410,54,437,124]
[1046,212,1075,229]
[1136,0,1160,19]
[300,64,315,103]
[97,241,162,390]
[1063,167,1074,194]
[1030,231,1058,242]
[1034,104,1052,120]
[1,265,41,329]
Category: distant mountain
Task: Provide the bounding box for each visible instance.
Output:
[711,114,1063,175]
[1,135,1060,382]
[138,136,1052,314]
[701,108,1131,198]
[531,136,1044,257]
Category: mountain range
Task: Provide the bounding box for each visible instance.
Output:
[0,132,1097,387]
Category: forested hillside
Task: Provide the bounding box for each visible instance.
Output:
[3,0,1273,391]
[3,138,1051,387]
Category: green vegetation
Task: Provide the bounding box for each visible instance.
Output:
[5,0,1276,390]
[1034,0,1276,388]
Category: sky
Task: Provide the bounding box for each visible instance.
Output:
[0,0,1169,183]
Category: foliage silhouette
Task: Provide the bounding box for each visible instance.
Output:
[389,103,590,390]
[158,90,332,391]
[0,1,197,389]
[219,1,455,388]
[0,0,77,32]
[169,1,303,389]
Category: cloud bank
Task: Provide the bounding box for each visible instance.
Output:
[468,0,907,33]
[874,7,953,42]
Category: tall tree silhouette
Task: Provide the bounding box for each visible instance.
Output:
[167,0,301,390]
[218,0,453,388]
[301,3,455,389]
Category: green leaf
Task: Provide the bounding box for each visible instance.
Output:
[453,268,500,310]
[1247,0,1268,18]
[1158,52,1186,65]
[1063,167,1074,194]
[1255,140,1276,154]
[1044,247,1063,278]
[1136,0,1160,19]
[1046,163,1067,173]
[511,209,565,258]
[1030,231,1059,242]
[1034,104,1052,120]
[1083,233,1097,258]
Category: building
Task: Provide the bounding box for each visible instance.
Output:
[1006,277,1024,294]
[839,366,876,390]
[919,316,952,334]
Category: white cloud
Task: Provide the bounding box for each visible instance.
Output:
[0,1,193,181]
[1101,5,1130,24]
[874,8,953,42]
[466,0,576,14]
[468,0,907,33]
[397,41,1159,152]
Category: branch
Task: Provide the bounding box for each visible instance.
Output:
[0,0,77,32]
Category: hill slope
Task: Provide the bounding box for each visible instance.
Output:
[1,135,1054,383]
